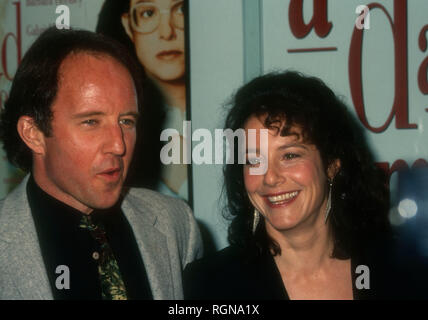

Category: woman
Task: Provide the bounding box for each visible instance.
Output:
[97,0,188,199]
[183,71,399,300]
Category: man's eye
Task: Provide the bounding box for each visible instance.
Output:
[82,119,98,126]
[120,118,136,127]
[284,153,300,160]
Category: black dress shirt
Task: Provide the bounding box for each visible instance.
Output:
[26,175,153,300]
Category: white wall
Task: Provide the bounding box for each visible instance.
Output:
[189,0,246,250]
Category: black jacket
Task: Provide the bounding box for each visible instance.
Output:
[184,244,428,300]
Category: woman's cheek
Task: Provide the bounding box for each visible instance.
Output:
[133,33,157,66]
[244,168,261,193]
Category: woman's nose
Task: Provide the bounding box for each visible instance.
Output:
[263,165,285,187]
[158,12,175,40]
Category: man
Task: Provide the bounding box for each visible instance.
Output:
[0,27,202,300]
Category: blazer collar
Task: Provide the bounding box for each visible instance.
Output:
[0,177,173,300]
[120,190,174,300]
[0,175,53,299]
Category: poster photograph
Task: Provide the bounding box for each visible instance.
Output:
[0,0,427,304]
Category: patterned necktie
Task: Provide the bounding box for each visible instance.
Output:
[79,214,128,300]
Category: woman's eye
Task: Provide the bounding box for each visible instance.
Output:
[175,3,184,15]
[246,158,261,166]
[141,9,155,18]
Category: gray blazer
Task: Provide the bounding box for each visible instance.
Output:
[0,176,203,300]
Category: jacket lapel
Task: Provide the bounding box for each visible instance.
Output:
[0,176,52,299]
[121,194,174,299]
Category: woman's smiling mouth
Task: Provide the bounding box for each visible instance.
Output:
[264,191,300,207]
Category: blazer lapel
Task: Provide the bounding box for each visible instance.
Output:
[0,176,52,299]
[121,196,174,299]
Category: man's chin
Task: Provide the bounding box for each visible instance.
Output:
[89,191,122,210]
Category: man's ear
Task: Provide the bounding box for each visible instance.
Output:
[327,159,341,181]
[17,116,46,155]
[121,13,134,40]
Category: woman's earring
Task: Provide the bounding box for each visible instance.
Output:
[325,181,333,224]
[252,209,260,234]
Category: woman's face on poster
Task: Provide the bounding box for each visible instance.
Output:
[122,0,185,82]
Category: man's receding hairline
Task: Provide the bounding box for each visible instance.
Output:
[59,50,132,74]
[56,50,136,89]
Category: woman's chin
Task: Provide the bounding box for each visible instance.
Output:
[148,68,185,84]
[265,216,301,233]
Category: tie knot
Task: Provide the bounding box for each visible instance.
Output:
[79,215,108,243]
[79,214,95,230]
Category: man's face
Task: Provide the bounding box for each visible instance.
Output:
[35,53,138,214]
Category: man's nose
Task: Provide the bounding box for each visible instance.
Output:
[104,125,126,156]
[158,11,175,40]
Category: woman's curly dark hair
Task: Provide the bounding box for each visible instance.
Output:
[224,70,391,259]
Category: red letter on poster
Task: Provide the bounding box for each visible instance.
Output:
[349,0,416,132]
[289,0,332,38]
[418,25,428,95]
[1,1,22,81]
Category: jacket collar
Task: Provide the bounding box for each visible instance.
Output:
[121,189,174,299]
[0,175,52,299]
[0,176,172,299]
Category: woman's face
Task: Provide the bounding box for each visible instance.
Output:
[243,115,338,235]
[122,0,185,82]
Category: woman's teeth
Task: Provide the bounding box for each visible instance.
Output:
[268,191,299,203]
